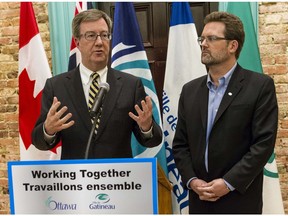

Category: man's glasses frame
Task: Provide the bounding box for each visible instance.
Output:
[80,31,112,41]
[197,35,231,45]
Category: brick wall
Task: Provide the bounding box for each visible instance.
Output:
[0,2,50,214]
[0,2,287,214]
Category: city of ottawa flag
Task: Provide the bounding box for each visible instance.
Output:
[111,2,168,174]
[163,2,207,214]
[19,2,61,160]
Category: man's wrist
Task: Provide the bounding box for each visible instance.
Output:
[43,123,56,144]
[140,125,153,138]
[187,177,198,189]
[223,179,234,191]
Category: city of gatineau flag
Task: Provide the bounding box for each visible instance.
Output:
[225,2,284,213]
[19,2,60,160]
[163,2,207,213]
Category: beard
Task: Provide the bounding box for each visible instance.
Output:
[201,49,230,67]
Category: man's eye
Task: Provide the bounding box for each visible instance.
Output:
[86,33,95,38]
[101,33,108,38]
[207,36,214,41]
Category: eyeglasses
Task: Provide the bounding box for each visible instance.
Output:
[80,31,112,41]
[197,35,230,45]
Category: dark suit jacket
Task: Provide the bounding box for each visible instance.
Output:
[32,66,162,159]
[173,64,278,213]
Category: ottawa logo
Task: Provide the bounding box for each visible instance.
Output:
[45,196,77,211]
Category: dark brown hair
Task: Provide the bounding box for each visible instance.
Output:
[204,11,245,59]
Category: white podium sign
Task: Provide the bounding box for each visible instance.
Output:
[8,158,158,214]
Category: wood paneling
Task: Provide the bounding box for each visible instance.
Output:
[99,2,217,110]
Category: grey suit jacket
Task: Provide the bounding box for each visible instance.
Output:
[32,66,162,159]
[173,64,278,213]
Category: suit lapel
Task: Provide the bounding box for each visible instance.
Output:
[200,77,209,131]
[64,67,92,132]
[213,65,245,125]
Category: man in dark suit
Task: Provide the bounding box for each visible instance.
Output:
[172,11,278,214]
[32,9,162,159]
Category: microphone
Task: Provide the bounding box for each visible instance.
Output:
[90,82,110,118]
[85,82,109,159]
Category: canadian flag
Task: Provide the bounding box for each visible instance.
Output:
[18,2,61,160]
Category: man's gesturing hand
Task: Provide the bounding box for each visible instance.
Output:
[44,97,75,135]
[129,96,153,132]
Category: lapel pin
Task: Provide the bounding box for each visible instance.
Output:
[228,92,232,96]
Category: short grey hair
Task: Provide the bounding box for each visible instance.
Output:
[72,9,113,39]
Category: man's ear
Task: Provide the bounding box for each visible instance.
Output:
[74,37,80,48]
[228,40,239,55]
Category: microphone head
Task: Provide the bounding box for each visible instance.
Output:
[99,82,110,92]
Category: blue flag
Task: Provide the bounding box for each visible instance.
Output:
[111,2,167,175]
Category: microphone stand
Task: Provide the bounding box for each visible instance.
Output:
[84,111,101,159]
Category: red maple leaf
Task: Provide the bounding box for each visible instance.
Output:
[19,69,60,154]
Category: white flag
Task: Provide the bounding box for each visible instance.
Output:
[163,2,207,214]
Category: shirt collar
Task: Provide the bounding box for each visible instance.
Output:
[207,62,237,88]
[79,63,108,85]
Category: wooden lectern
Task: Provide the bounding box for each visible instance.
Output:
[157,163,173,214]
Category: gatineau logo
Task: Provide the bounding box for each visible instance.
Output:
[89,193,115,210]
[95,193,110,203]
